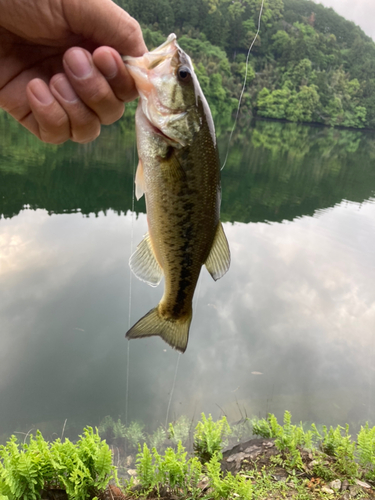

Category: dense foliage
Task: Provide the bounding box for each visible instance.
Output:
[1,413,375,499]
[115,0,375,128]
[0,427,116,500]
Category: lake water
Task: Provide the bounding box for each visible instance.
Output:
[1,112,375,442]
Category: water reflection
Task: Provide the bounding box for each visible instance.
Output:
[1,114,375,441]
[2,113,375,223]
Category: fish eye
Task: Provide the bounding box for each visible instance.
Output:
[177,66,192,83]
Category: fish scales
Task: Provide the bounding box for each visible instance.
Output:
[123,34,230,353]
[147,108,219,318]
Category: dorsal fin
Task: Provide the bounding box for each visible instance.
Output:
[205,222,231,281]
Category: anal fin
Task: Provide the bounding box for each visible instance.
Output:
[130,232,163,287]
[205,222,231,281]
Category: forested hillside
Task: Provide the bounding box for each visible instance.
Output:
[116,0,375,129]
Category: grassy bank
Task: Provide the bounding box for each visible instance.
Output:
[0,411,374,499]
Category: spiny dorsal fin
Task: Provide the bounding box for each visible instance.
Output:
[129,232,163,287]
[126,306,191,353]
[205,222,231,281]
[135,159,146,200]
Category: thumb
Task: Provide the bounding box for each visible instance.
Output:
[63,0,147,56]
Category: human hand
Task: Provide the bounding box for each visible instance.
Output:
[0,0,147,143]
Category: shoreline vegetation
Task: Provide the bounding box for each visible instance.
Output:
[0,411,374,499]
[113,0,375,130]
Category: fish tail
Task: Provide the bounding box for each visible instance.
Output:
[125,306,192,353]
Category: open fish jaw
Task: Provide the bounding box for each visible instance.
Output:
[124,34,208,146]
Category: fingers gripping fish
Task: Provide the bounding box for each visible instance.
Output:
[123,34,230,353]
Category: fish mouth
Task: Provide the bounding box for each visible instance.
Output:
[122,33,181,110]
[123,33,178,70]
[124,34,189,148]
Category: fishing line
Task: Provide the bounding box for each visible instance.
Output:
[163,255,202,430]
[125,140,137,426]
[221,0,265,171]
[165,352,181,429]
[164,273,201,430]
[125,341,130,426]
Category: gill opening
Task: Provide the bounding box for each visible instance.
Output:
[221,0,265,171]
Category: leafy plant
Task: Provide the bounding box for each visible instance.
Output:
[168,415,191,447]
[194,413,231,463]
[321,425,344,456]
[357,423,375,480]
[112,419,127,440]
[97,415,114,435]
[98,417,145,450]
[252,416,276,439]
[135,441,202,498]
[321,424,358,478]
[205,452,253,499]
[147,426,166,451]
[135,443,155,492]
[124,422,145,450]
[0,427,116,500]
[311,459,335,482]
[156,442,188,493]
[252,411,320,470]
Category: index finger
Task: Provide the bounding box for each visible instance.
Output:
[92,47,138,102]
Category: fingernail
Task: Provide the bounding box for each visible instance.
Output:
[53,76,78,102]
[99,51,118,79]
[66,49,92,78]
[30,80,54,105]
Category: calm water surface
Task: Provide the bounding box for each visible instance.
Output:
[1,113,375,440]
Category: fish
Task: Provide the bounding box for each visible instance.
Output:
[123,34,230,353]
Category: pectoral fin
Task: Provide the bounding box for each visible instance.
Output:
[205,222,231,281]
[129,232,163,287]
[135,159,146,200]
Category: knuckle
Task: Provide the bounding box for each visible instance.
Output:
[88,84,112,106]
[117,9,142,41]
[38,108,70,144]
[40,127,69,144]
[53,112,70,130]
[127,17,142,38]
[72,120,101,144]
[101,103,125,125]
[91,124,101,140]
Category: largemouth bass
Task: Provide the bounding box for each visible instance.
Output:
[123,34,230,353]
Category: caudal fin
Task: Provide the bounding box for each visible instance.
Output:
[125,307,191,353]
